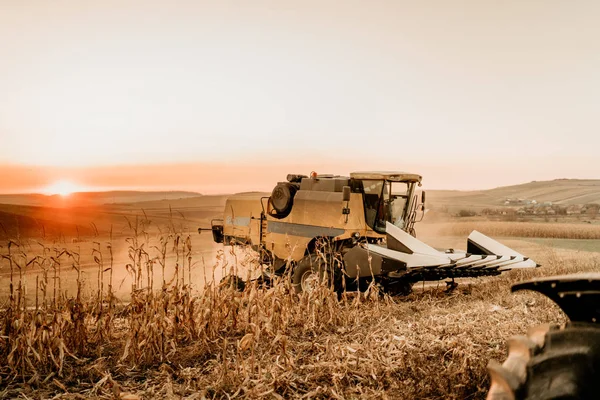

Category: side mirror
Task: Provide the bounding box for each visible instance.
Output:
[342,186,351,202]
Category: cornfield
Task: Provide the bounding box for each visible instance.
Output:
[0,217,597,399]
[435,221,600,240]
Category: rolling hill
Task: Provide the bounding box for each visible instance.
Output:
[0,190,202,207]
[0,194,229,239]
[427,179,600,211]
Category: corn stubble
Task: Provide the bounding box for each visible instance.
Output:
[0,220,597,399]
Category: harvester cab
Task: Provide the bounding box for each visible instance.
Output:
[201,171,539,295]
[353,172,425,235]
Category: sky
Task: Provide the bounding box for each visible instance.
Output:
[1,0,599,194]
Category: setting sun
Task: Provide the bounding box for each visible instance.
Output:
[40,179,84,196]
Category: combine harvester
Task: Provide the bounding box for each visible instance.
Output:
[202,171,539,295]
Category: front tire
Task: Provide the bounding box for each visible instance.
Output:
[219,275,246,291]
[292,253,342,294]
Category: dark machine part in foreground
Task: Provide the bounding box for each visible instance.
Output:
[488,273,600,400]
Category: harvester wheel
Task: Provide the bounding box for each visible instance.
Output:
[219,275,246,292]
[487,323,600,400]
[292,254,342,294]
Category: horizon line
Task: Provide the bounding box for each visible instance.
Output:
[0,176,597,197]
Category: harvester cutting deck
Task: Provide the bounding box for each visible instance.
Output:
[202,171,539,294]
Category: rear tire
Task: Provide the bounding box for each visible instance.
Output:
[292,253,342,294]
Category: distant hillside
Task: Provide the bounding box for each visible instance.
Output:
[0,194,222,239]
[428,179,600,211]
[0,204,98,239]
[0,191,201,207]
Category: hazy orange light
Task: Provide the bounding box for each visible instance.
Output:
[40,179,83,196]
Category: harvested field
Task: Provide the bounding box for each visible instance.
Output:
[1,218,598,399]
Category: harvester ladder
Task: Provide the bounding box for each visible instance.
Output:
[260,212,268,244]
[259,196,272,247]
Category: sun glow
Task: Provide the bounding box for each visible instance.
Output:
[40,179,84,197]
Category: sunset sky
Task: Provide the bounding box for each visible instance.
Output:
[1,1,599,194]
